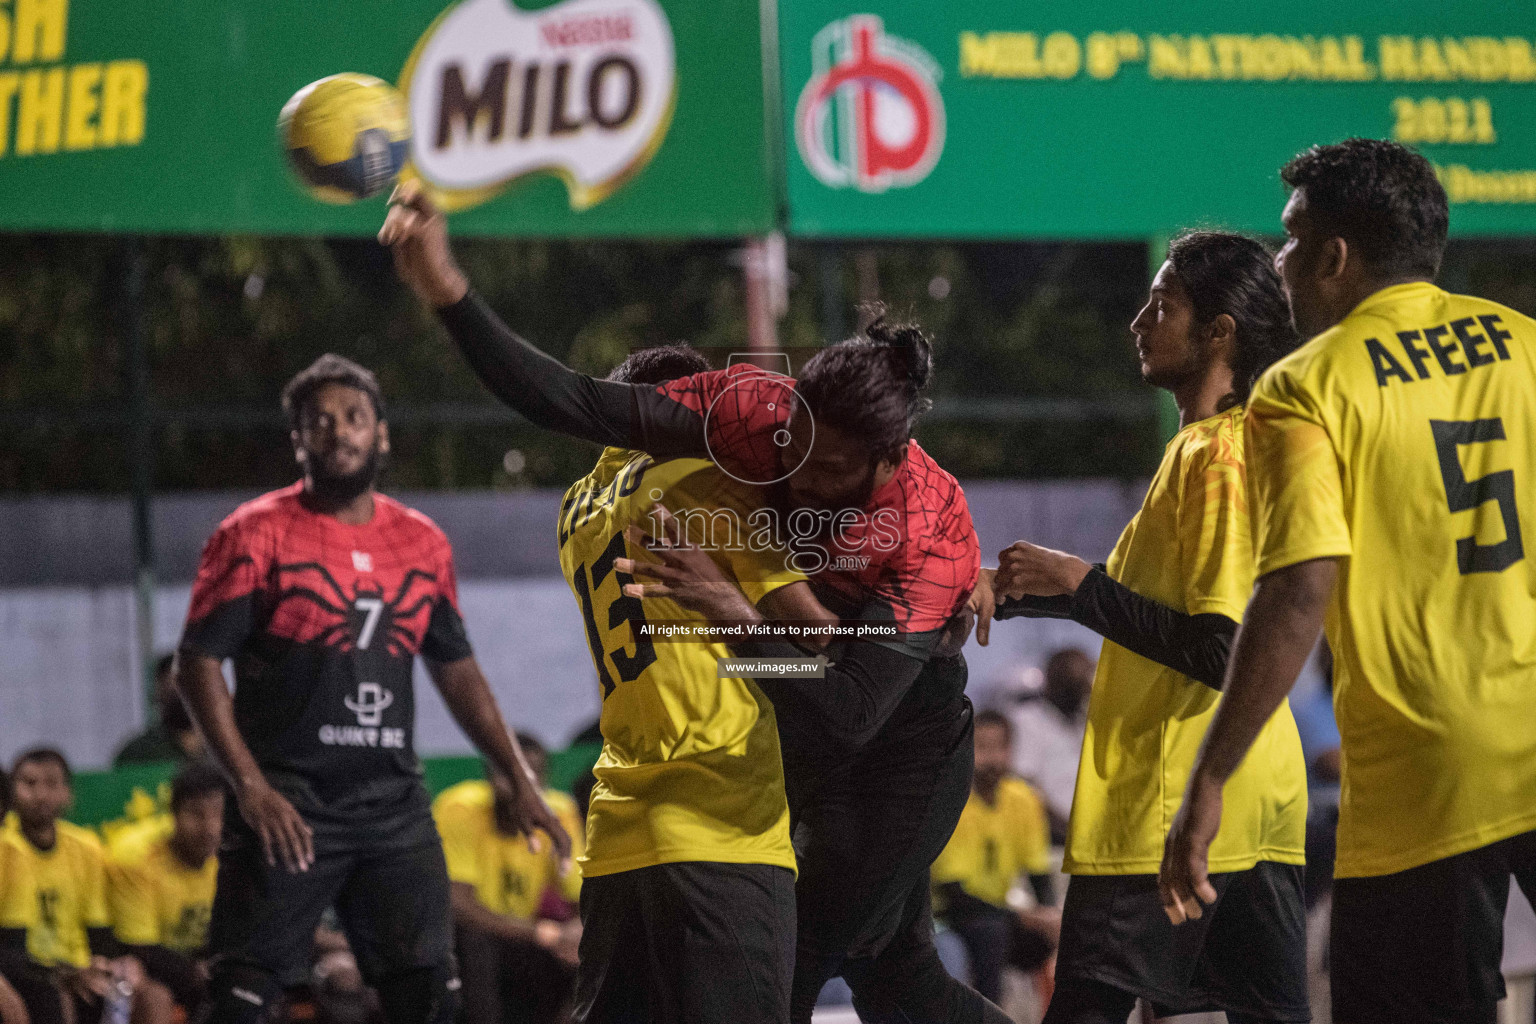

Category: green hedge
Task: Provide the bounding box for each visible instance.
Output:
[70,744,603,829]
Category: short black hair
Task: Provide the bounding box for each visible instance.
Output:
[0,767,9,817]
[155,652,176,679]
[170,762,225,813]
[606,343,711,386]
[514,731,547,760]
[281,353,385,431]
[13,747,72,785]
[1280,138,1448,280]
[975,709,1013,742]
[1165,231,1301,406]
[797,304,934,463]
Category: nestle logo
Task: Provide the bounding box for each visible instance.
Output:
[541,14,634,48]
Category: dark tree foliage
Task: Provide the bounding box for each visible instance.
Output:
[1,233,1530,493]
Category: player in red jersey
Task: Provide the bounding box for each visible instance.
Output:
[175,355,570,1024]
[383,187,1007,1024]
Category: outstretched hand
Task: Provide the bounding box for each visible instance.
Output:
[996,540,1091,599]
[616,504,759,626]
[378,180,470,308]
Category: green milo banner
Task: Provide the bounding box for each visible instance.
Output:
[779,0,1536,238]
[0,0,774,236]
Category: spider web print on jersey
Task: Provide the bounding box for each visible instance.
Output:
[273,561,439,658]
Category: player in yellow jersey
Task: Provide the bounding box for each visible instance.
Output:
[931,711,1056,1005]
[0,767,35,1024]
[2,749,175,1024]
[108,763,224,1017]
[434,734,584,1024]
[976,232,1310,1023]
[1162,139,1536,1024]
[553,344,815,1024]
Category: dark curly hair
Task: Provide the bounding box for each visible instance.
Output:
[606,343,710,386]
[170,761,226,813]
[1166,231,1301,408]
[281,353,385,430]
[1281,138,1448,280]
[796,304,934,464]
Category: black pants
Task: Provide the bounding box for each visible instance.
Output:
[1332,825,1536,1024]
[204,794,457,1024]
[946,906,1055,1004]
[573,861,795,1024]
[1047,863,1309,1023]
[1043,976,1280,1024]
[0,950,67,1024]
[785,675,1007,1024]
[456,924,574,1024]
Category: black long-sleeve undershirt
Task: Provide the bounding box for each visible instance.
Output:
[728,635,929,751]
[996,567,1238,691]
[437,291,705,457]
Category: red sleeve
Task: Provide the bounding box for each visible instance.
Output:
[653,367,797,484]
[181,519,266,659]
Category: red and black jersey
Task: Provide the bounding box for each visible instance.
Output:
[180,483,472,813]
[656,365,980,639]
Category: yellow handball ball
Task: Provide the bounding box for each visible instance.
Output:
[279,73,411,204]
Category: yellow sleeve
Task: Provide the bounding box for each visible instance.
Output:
[78,837,110,931]
[1012,785,1052,877]
[1178,424,1255,620]
[0,842,35,929]
[108,857,161,946]
[432,800,484,889]
[1245,390,1352,577]
[668,472,805,605]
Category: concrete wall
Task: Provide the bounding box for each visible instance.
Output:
[0,481,1146,767]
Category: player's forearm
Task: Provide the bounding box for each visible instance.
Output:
[1192,558,1337,784]
[730,635,925,749]
[436,292,633,447]
[1067,568,1238,691]
[175,651,267,793]
[429,657,535,789]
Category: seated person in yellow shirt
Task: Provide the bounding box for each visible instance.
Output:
[1,749,175,1024]
[433,735,583,1024]
[0,767,35,1024]
[109,763,224,1017]
[932,711,1057,1005]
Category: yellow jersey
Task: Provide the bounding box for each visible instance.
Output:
[107,834,217,953]
[932,777,1051,909]
[558,449,801,878]
[1065,406,1308,875]
[1247,282,1536,879]
[1,822,110,967]
[433,780,584,919]
[0,833,36,933]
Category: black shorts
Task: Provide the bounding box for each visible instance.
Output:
[573,861,796,1024]
[1331,826,1536,1024]
[208,789,454,987]
[1055,860,1310,1021]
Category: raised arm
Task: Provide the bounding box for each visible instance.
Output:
[380,182,704,457]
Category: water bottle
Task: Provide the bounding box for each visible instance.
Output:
[99,972,132,1024]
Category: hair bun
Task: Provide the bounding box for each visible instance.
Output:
[860,304,934,393]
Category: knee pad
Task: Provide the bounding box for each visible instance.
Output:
[200,961,285,1024]
[373,960,461,1024]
